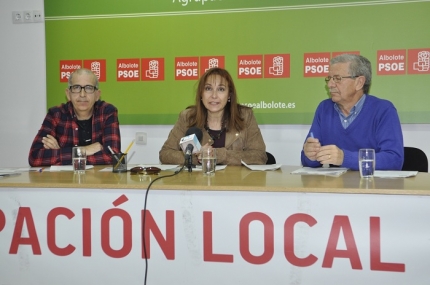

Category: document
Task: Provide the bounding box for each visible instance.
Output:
[0,167,43,173]
[241,160,282,171]
[0,168,19,174]
[50,165,94,171]
[291,167,348,177]
[0,166,28,177]
[373,170,418,178]
[194,165,227,172]
[0,172,21,178]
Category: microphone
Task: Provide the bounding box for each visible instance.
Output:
[179,127,203,155]
[185,144,194,157]
[179,127,203,172]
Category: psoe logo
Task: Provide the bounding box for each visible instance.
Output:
[264,54,290,78]
[408,48,430,74]
[376,50,406,76]
[237,55,263,79]
[117,58,140,81]
[303,52,330,77]
[83,60,107,82]
[59,60,82,82]
[175,57,199,80]
[200,56,225,76]
[142,58,165,81]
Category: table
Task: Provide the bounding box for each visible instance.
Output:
[1,166,430,285]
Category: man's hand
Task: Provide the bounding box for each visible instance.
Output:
[316,145,344,166]
[42,135,60,149]
[303,137,321,161]
[85,142,103,156]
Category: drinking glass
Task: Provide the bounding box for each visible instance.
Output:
[201,147,216,176]
[359,148,375,178]
[72,147,87,174]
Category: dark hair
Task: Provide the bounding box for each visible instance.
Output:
[187,67,250,131]
[330,54,372,94]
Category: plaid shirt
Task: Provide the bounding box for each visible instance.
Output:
[29,100,121,166]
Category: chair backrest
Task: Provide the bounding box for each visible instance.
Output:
[402,147,428,172]
[266,152,276,165]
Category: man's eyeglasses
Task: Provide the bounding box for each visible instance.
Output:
[324,75,359,84]
[130,166,161,175]
[69,85,98,94]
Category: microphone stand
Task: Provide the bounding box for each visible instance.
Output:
[185,144,194,172]
[187,154,193,172]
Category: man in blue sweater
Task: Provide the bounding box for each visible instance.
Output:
[301,54,404,170]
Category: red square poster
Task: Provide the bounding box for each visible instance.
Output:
[83,59,106,82]
[142,58,165,81]
[264,54,290,78]
[59,60,82,82]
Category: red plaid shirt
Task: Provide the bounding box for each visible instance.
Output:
[29,100,121,166]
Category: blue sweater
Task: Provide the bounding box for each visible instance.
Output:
[301,95,404,170]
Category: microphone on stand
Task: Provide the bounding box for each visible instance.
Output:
[179,127,203,172]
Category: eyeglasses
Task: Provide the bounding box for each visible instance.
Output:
[324,75,359,84]
[69,85,98,94]
[130,166,161,175]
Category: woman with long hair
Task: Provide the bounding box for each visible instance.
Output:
[159,67,267,165]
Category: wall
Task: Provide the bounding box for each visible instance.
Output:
[0,0,428,169]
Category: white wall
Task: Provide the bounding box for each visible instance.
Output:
[1,0,428,169]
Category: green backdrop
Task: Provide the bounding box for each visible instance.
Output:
[45,0,430,124]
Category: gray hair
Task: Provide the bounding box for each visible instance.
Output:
[68,68,99,89]
[330,54,372,94]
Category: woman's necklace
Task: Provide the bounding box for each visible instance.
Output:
[204,122,225,141]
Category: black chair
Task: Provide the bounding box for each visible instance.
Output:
[266,152,276,165]
[402,147,428,172]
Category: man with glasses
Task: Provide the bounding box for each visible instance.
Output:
[301,54,403,170]
[29,68,121,166]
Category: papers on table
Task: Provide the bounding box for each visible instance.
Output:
[193,165,227,172]
[99,164,227,172]
[0,167,39,173]
[373,170,418,178]
[291,167,349,177]
[0,172,21,178]
[0,169,20,174]
[241,160,282,171]
[0,167,46,176]
[291,168,419,178]
[50,165,94,172]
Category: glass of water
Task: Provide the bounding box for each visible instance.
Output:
[201,147,216,176]
[359,148,375,178]
[72,146,87,174]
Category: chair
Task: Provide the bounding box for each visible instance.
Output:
[266,152,276,165]
[402,147,428,172]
